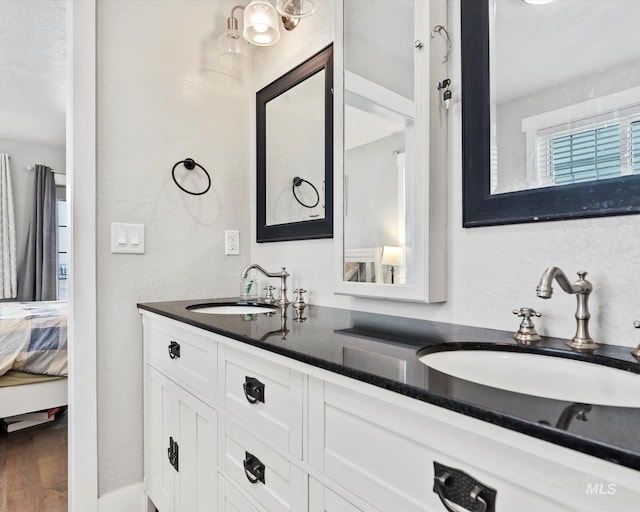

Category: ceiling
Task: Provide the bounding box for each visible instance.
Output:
[495,0,640,104]
[0,0,66,146]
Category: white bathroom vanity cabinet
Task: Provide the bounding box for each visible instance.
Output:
[141,311,639,512]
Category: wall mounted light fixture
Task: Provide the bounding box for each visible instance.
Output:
[223,0,314,51]
[243,0,281,46]
[209,1,315,76]
[217,5,250,72]
[277,0,315,30]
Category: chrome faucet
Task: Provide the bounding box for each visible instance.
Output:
[536,267,598,351]
[632,321,640,360]
[241,264,290,306]
[539,403,592,431]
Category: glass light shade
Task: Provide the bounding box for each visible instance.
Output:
[243,0,280,46]
[217,28,249,72]
[276,0,315,18]
[521,0,555,4]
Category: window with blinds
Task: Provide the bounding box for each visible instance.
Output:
[535,107,640,187]
[632,120,640,172]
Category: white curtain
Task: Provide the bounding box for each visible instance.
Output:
[0,153,17,299]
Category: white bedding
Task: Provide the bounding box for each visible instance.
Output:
[0,301,67,377]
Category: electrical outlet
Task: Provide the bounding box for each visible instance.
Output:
[225,230,240,255]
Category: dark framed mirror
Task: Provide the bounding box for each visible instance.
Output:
[256,44,333,242]
[462,0,640,228]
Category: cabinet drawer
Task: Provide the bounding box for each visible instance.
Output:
[219,416,307,512]
[218,474,263,512]
[219,344,303,457]
[144,316,216,402]
[309,479,370,512]
[309,380,585,512]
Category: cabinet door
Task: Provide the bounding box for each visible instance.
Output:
[309,378,438,512]
[174,385,217,512]
[146,365,218,512]
[146,365,178,512]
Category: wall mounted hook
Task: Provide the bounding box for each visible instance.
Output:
[431,25,451,63]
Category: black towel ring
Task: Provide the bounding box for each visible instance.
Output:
[292,176,320,209]
[171,158,211,196]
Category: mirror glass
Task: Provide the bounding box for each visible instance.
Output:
[462,0,640,227]
[257,45,333,242]
[265,70,326,225]
[491,0,640,195]
[342,0,415,285]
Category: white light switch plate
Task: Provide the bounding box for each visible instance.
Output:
[111,223,145,254]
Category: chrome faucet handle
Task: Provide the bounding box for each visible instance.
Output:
[513,307,541,319]
[264,285,276,304]
[293,288,307,309]
[512,307,542,345]
[632,321,640,359]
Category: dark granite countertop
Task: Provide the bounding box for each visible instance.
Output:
[138,298,640,472]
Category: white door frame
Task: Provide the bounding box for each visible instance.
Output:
[67,0,98,510]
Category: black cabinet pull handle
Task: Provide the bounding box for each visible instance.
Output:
[243,451,265,484]
[167,436,179,472]
[433,462,496,512]
[168,341,181,359]
[243,376,265,404]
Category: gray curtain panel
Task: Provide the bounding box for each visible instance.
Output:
[17,165,57,301]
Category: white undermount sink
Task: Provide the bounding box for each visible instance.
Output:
[418,345,640,408]
[187,303,277,315]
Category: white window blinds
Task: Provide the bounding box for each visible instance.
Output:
[535,105,640,187]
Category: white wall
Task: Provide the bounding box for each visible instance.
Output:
[96,0,250,495]
[344,133,402,250]
[0,138,65,276]
[251,0,640,350]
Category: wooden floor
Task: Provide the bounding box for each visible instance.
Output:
[0,410,68,512]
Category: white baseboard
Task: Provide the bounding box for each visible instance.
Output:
[98,483,146,512]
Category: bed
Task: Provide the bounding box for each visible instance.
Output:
[0,301,68,419]
[344,247,384,283]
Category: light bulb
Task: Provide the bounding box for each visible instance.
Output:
[243,0,280,46]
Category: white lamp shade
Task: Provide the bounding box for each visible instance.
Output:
[381,246,403,267]
[243,0,280,46]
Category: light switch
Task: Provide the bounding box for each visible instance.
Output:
[111,223,145,254]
